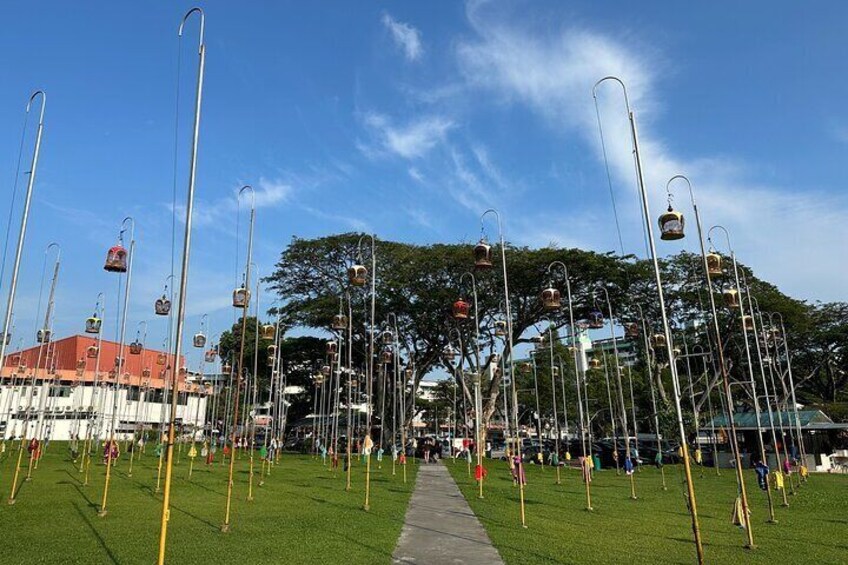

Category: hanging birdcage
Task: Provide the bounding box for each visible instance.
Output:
[104,244,128,273]
[232,286,250,309]
[651,333,667,349]
[452,298,470,321]
[222,362,232,374]
[743,315,755,332]
[381,329,394,345]
[473,239,493,271]
[115,356,125,368]
[267,344,278,360]
[325,341,337,357]
[320,365,331,377]
[156,353,167,366]
[261,324,275,340]
[587,310,604,329]
[405,366,414,381]
[267,355,275,368]
[552,366,560,378]
[442,344,458,361]
[624,322,639,339]
[659,206,685,240]
[381,349,393,364]
[589,357,601,370]
[332,314,347,331]
[706,252,723,277]
[193,332,206,348]
[204,349,217,363]
[85,315,102,334]
[142,368,151,379]
[155,295,171,316]
[540,287,561,312]
[36,328,51,343]
[87,345,98,359]
[723,288,739,308]
[494,320,507,338]
[348,264,367,287]
[129,341,143,355]
[76,358,85,377]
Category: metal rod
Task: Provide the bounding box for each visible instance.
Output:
[157,8,205,559]
[595,76,703,563]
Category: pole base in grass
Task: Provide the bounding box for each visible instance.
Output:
[585,507,593,512]
[781,502,789,507]
[98,510,107,518]
[745,543,756,550]
[631,496,638,500]
[7,498,16,505]
[363,504,370,512]
[767,519,779,524]
[24,477,32,482]
[259,481,264,487]
[521,524,528,529]
[220,524,230,533]
[247,496,254,502]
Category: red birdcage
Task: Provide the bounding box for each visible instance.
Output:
[452,299,470,321]
[104,244,128,273]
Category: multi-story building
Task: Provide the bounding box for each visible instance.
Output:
[0,335,207,441]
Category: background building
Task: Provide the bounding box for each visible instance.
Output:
[0,335,207,441]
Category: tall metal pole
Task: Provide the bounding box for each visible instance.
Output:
[0,92,46,474]
[594,77,703,563]
[157,8,205,560]
[222,185,254,532]
[481,209,525,527]
[596,286,637,499]
[709,225,777,523]
[747,290,789,507]
[357,234,376,511]
[460,272,484,498]
[772,313,806,477]
[547,260,592,509]
[668,175,754,545]
[99,217,135,517]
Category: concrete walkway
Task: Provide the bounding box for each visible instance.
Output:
[393,462,504,565]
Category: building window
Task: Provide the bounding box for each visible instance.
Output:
[49,385,72,398]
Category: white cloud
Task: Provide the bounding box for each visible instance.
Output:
[408,167,425,183]
[360,112,453,159]
[382,13,424,61]
[455,2,848,302]
[173,176,293,229]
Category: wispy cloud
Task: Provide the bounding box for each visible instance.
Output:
[359,112,453,160]
[173,177,293,230]
[381,13,424,62]
[455,1,848,301]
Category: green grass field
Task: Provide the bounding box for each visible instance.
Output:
[447,459,848,564]
[0,442,417,564]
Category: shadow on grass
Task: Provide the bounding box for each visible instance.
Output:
[72,501,120,564]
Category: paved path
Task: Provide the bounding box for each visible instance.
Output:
[393,462,504,565]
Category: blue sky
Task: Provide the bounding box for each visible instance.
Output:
[1,1,846,369]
